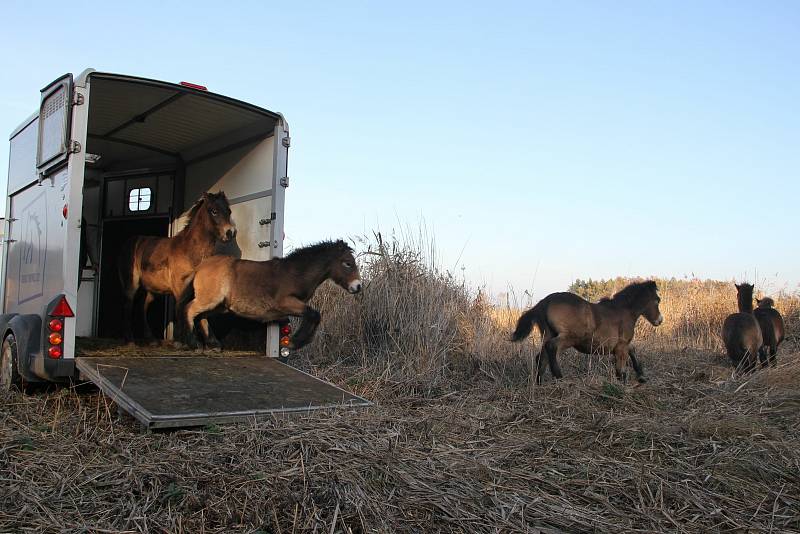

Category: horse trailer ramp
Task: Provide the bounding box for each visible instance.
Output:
[76,355,371,429]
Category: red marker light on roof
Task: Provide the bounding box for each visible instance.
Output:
[51,296,74,317]
[62,204,68,219]
[180,81,208,91]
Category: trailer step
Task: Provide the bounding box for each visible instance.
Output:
[76,355,371,429]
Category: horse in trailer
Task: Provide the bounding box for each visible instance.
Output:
[181,239,362,351]
[754,296,785,367]
[118,192,237,343]
[721,283,763,373]
[511,280,664,384]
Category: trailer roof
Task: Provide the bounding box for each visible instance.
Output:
[10,71,285,155]
[84,72,283,166]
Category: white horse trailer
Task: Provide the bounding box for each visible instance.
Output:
[1,70,368,426]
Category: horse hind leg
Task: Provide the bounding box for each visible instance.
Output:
[141,292,158,345]
[199,318,221,352]
[534,347,548,385]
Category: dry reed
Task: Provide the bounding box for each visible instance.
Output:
[1,231,798,533]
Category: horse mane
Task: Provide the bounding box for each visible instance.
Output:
[183,192,227,230]
[607,280,658,309]
[284,239,353,263]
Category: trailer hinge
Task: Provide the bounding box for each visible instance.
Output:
[257,241,269,248]
[259,213,277,225]
[280,176,289,188]
[70,140,82,154]
[281,136,291,148]
[4,239,17,243]
[73,92,84,106]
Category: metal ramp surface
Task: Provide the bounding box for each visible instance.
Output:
[76,355,371,429]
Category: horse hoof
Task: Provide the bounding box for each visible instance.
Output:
[637,376,648,384]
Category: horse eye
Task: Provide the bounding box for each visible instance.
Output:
[343,261,352,269]
[210,209,219,216]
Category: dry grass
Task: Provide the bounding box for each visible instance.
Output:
[1,232,799,533]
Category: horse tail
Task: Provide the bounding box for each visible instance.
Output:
[117,237,138,298]
[511,299,549,342]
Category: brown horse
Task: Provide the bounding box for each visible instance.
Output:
[754,296,785,366]
[181,239,362,350]
[721,283,763,372]
[118,192,237,342]
[511,280,663,384]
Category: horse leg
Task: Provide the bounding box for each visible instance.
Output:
[613,344,630,384]
[199,318,221,351]
[184,299,206,350]
[534,347,548,385]
[757,346,769,368]
[544,335,569,381]
[628,346,647,383]
[141,292,157,344]
[290,306,322,350]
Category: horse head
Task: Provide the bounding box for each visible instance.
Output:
[202,191,237,242]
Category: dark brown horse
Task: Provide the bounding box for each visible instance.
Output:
[754,296,785,366]
[118,192,237,342]
[721,283,763,372]
[182,239,362,350]
[511,281,663,384]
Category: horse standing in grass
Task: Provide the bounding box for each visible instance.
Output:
[721,283,763,372]
[754,297,785,366]
[182,239,362,350]
[118,192,237,343]
[511,280,664,384]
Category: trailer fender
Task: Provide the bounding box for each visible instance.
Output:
[1,313,41,382]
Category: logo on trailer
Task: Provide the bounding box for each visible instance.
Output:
[17,192,48,304]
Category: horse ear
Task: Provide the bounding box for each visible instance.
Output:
[735,283,740,289]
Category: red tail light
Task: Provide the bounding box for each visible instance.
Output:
[48,346,62,359]
[48,318,63,332]
[280,324,291,335]
[51,296,74,317]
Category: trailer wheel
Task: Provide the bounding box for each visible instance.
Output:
[1,334,23,392]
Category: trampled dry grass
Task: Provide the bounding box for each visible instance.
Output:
[1,233,799,533]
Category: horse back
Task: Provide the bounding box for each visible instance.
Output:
[542,292,596,337]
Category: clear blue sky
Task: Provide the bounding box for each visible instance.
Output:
[2,1,798,301]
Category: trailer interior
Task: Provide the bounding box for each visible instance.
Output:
[79,73,280,342]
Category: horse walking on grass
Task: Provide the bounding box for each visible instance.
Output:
[118,192,236,343]
[181,239,362,351]
[754,297,785,366]
[511,280,664,384]
[721,283,763,372]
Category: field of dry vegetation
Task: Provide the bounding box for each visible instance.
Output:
[2,232,799,533]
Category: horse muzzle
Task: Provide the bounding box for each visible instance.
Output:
[222,228,237,242]
[348,280,363,294]
[652,313,664,326]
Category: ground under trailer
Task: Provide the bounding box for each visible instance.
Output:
[1,69,369,428]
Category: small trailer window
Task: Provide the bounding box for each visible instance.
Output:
[128,188,152,212]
